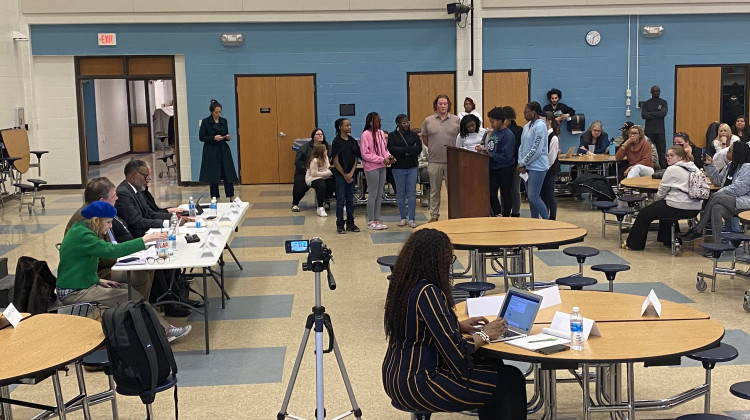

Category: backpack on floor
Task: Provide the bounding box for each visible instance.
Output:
[102,299,179,418]
[567,173,617,201]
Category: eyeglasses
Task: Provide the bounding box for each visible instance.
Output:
[629,131,640,135]
[136,171,151,180]
[147,255,169,264]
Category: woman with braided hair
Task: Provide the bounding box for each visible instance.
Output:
[382,228,527,419]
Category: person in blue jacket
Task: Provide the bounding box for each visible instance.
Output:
[578,121,609,155]
[518,102,550,219]
[478,106,517,217]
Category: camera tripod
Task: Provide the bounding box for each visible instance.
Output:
[278,247,363,420]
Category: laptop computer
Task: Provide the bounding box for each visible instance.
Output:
[491,287,544,342]
[562,146,575,158]
[179,195,204,216]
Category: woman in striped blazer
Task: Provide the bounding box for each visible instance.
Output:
[382,228,527,419]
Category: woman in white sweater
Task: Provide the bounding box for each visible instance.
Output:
[305,143,333,217]
[624,145,702,250]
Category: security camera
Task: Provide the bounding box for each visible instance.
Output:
[447,2,472,15]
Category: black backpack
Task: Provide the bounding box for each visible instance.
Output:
[567,172,617,201]
[102,299,178,418]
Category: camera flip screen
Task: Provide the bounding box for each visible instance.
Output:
[285,240,310,253]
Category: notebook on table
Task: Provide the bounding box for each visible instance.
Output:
[491,287,544,342]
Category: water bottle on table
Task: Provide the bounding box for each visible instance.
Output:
[609,139,616,155]
[210,197,217,217]
[570,307,584,351]
[188,196,196,218]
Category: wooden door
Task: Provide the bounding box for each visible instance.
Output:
[131,126,150,152]
[483,71,530,127]
[675,66,721,148]
[408,73,455,130]
[237,75,315,184]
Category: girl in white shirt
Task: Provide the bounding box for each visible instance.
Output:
[456,114,487,151]
[305,143,333,217]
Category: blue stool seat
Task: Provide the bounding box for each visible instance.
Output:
[454,282,495,298]
[555,276,598,290]
[699,243,735,259]
[592,200,618,210]
[675,415,735,419]
[563,246,600,261]
[619,194,645,205]
[116,374,177,397]
[82,349,109,367]
[391,401,432,419]
[605,208,635,219]
[687,343,739,368]
[730,381,750,400]
[377,255,398,272]
[720,232,750,248]
[591,264,630,292]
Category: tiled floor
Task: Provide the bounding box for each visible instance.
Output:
[3,152,750,419]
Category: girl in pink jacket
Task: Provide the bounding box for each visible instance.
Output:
[305,143,333,217]
[361,112,395,229]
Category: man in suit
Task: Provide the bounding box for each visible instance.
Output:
[65,176,155,300]
[641,85,669,169]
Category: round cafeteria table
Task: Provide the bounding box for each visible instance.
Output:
[0,313,105,419]
[621,176,719,193]
[558,153,625,185]
[417,217,587,289]
[455,290,723,419]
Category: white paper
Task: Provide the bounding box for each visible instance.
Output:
[519,172,529,182]
[233,196,244,205]
[466,295,505,318]
[547,311,601,341]
[116,247,157,265]
[641,289,662,317]
[206,234,221,248]
[506,333,571,350]
[531,286,562,309]
[3,303,22,328]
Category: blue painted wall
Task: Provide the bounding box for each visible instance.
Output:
[81,79,99,162]
[483,14,750,151]
[30,21,456,181]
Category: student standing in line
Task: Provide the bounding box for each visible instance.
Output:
[361,112,395,230]
[331,118,361,234]
[505,108,523,217]
[518,102,550,219]
[478,107,516,217]
[541,112,561,220]
[387,114,422,228]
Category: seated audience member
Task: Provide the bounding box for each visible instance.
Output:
[387,114,422,228]
[711,123,740,154]
[479,106,516,217]
[65,176,155,301]
[673,132,703,170]
[615,124,654,178]
[541,112,561,220]
[305,143,334,217]
[613,121,634,148]
[624,146,701,250]
[115,159,177,238]
[542,88,575,123]
[57,201,191,343]
[456,114,487,151]
[292,128,332,212]
[578,120,609,154]
[680,141,750,243]
[733,115,750,143]
[457,97,483,126]
[382,228,527,420]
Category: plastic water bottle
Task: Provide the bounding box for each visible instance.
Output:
[570,307,584,351]
[609,139,616,155]
[210,197,218,217]
[169,213,178,254]
[188,196,196,218]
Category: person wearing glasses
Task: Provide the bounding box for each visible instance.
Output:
[57,201,192,343]
[115,159,182,239]
[615,125,654,178]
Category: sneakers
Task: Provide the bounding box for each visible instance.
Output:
[409,220,418,228]
[166,325,192,343]
[323,201,331,210]
[346,221,360,232]
[291,205,300,212]
[429,217,439,223]
[367,221,387,230]
[337,225,346,234]
[397,219,407,227]
[316,207,328,217]
[376,220,388,229]
[679,230,703,242]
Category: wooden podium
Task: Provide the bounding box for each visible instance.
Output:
[446,146,490,219]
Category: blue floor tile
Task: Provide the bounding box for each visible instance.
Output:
[174,347,285,386]
[586,282,694,303]
[53,196,83,203]
[187,295,293,322]
[535,249,630,267]
[252,202,293,210]
[242,216,305,227]
[674,329,750,368]
[370,231,411,244]
[230,235,303,248]
[223,260,299,277]
[0,224,57,235]
[259,190,292,197]
[0,244,19,256]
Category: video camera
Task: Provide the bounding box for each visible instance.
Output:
[285,238,335,289]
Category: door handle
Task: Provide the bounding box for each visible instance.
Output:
[279,132,287,137]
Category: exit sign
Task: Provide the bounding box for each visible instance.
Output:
[98,33,116,46]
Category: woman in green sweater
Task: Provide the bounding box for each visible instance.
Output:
[57,201,191,343]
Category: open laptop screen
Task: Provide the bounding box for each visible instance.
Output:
[501,291,541,331]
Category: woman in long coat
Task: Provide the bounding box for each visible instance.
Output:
[199,99,239,199]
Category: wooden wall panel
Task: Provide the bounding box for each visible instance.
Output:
[675,66,721,148]
[78,57,124,77]
[408,73,456,131]
[128,57,173,76]
[483,71,530,127]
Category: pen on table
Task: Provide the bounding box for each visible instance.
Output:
[528,338,557,343]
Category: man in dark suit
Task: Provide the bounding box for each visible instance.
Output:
[115,159,181,238]
[641,85,669,169]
